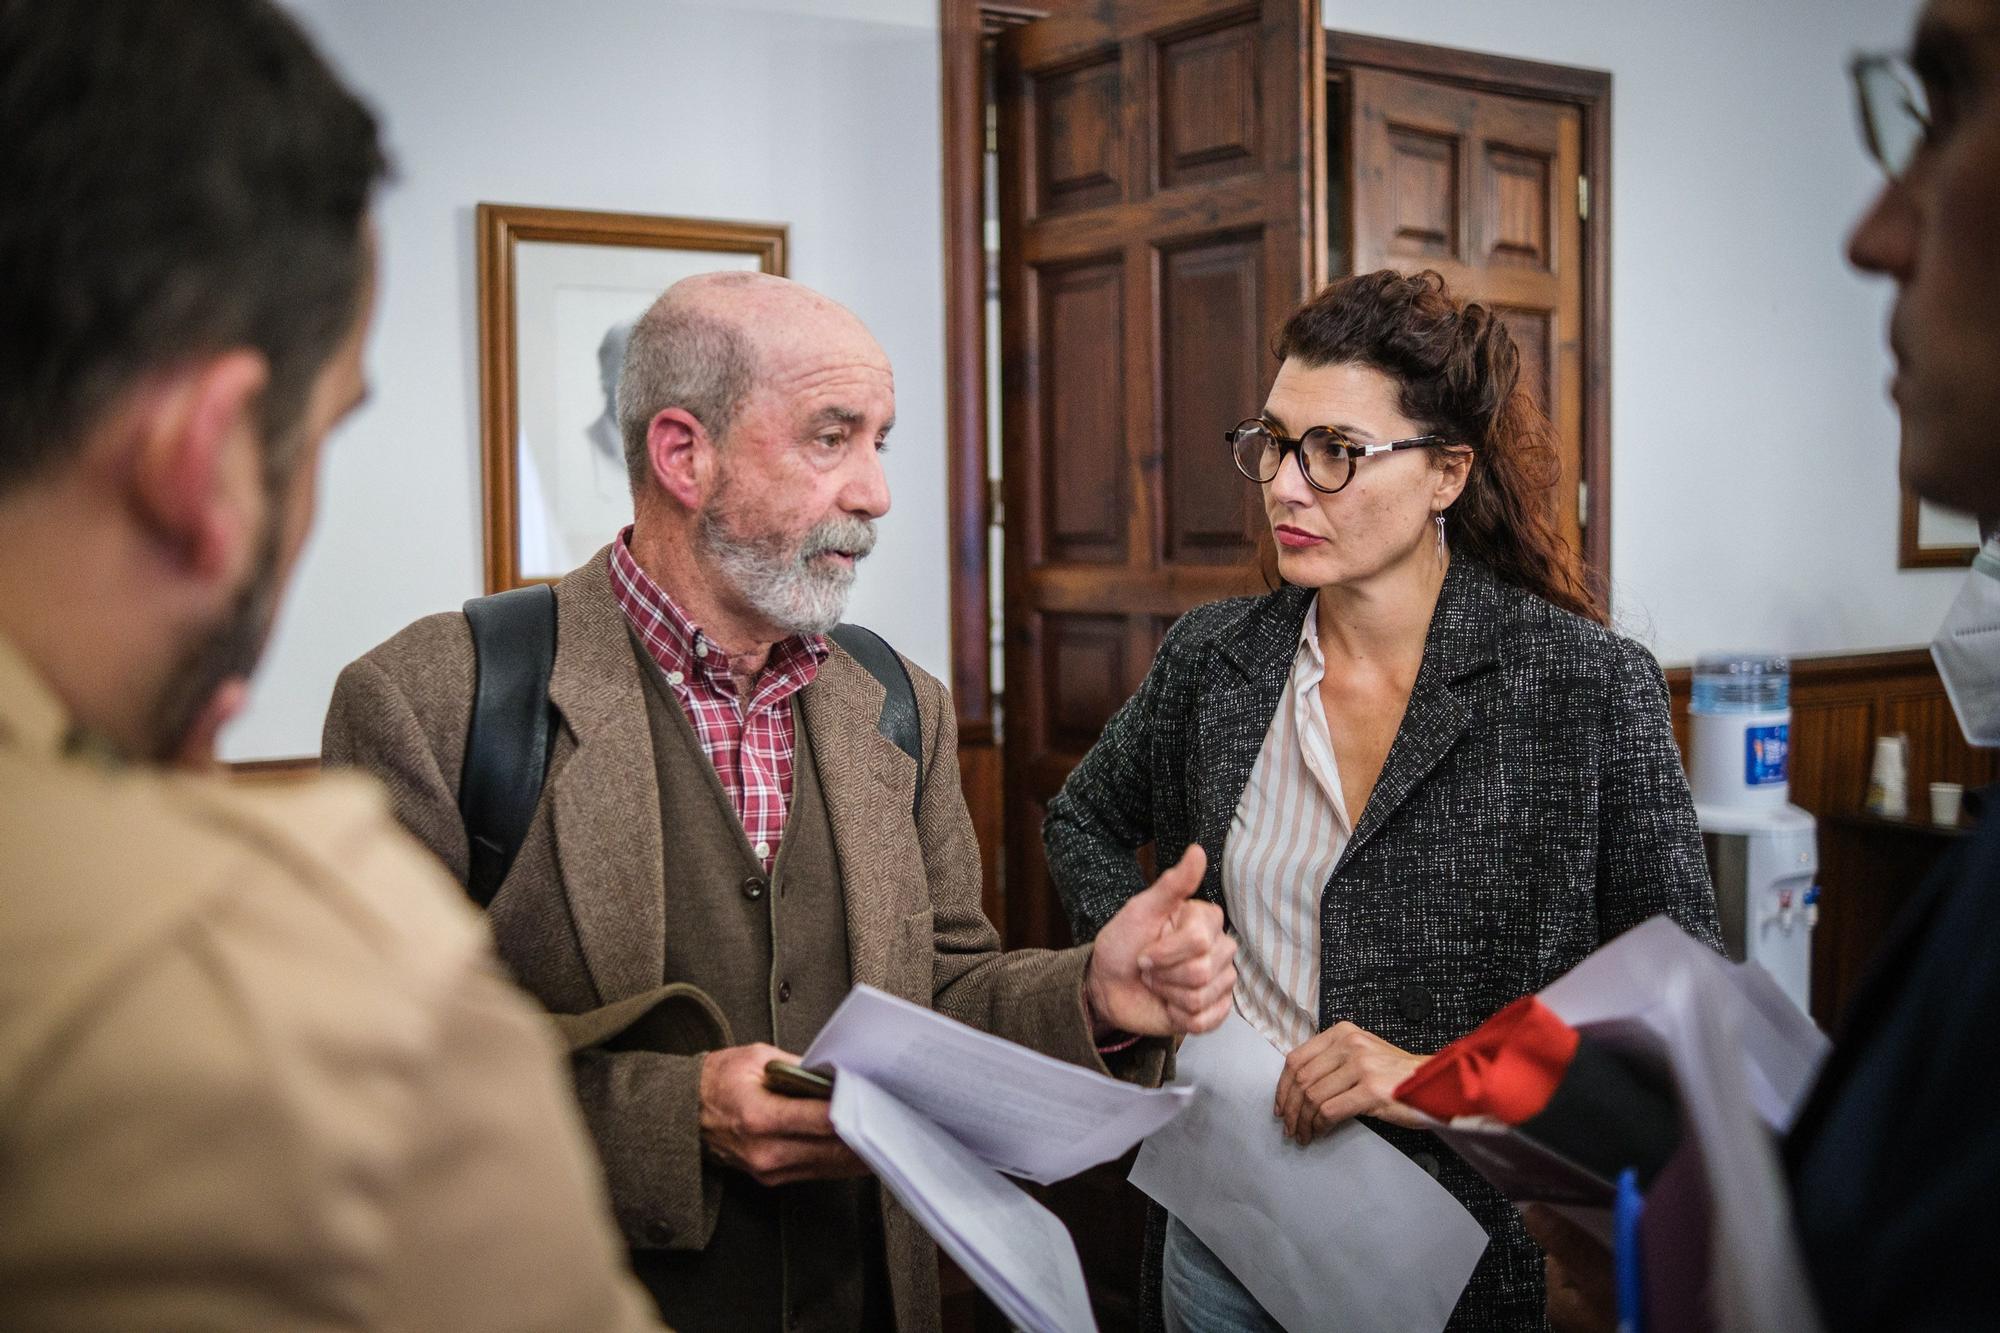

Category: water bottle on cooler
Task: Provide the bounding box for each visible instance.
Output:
[1689,654,1790,808]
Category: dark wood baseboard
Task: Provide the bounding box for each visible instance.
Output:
[225,755,321,784]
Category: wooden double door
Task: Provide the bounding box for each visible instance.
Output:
[995,6,1603,954]
[978,9,1602,1326]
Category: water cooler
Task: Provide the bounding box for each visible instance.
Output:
[1688,655,1819,1018]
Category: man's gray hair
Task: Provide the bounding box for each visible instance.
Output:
[615,283,759,493]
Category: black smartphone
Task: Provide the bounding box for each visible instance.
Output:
[763,1059,835,1100]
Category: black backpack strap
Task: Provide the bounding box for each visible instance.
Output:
[828,622,924,818]
[459,583,558,908]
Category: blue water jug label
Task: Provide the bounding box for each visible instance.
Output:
[1746,723,1789,786]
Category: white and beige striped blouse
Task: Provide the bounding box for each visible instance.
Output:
[1223,594,1350,1054]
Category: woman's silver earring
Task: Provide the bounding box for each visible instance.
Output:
[1434,511,1448,563]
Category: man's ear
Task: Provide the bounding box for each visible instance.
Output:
[128,351,269,580]
[646,407,714,509]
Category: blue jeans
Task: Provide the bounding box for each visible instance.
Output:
[1161,1214,1285,1333]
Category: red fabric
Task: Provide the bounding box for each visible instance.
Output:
[608,529,827,873]
[1394,995,1580,1125]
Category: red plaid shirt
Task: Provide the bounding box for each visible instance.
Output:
[609,531,827,873]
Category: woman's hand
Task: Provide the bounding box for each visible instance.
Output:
[1273,1021,1427,1143]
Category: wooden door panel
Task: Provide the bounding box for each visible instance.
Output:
[1017,190,1271,261]
[1159,232,1267,565]
[1036,259,1128,564]
[1028,563,1272,615]
[1354,258,1561,311]
[1036,56,1125,216]
[1358,71,1551,272]
[1011,789,1060,951]
[1042,612,1132,756]
[1494,305,1552,415]
[1481,143,1553,270]
[1383,124,1460,259]
[1470,97,1564,269]
[1343,65,1587,566]
[1356,71,1470,267]
[1156,19,1263,191]
[1010,0,1282,67]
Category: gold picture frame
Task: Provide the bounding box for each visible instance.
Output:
[1898,488,1979,569]
[475,203,787,591]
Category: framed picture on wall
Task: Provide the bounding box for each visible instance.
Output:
[1898,489,1980,569]
[476,203,787,591]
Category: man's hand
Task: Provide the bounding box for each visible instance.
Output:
[1084,846,1236,1038]
[697,1044,869,1187]
[1274,1021,1426,1143]
[1523,1203,1616,1333]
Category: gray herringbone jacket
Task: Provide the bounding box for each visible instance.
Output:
[1045,556,1721,1330]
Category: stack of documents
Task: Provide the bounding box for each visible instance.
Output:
[1405,917,1832,1331]
[800,986,1193,1333]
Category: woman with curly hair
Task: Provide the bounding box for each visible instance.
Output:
[1046,269,1721,1330]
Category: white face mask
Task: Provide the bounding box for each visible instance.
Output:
[1932,535,2000,747]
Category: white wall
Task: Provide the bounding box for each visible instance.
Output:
[235,0,1954,757]
[1322,0,1954,666]
[229,0,944,759]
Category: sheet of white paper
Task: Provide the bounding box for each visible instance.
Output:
[1129,1010,1488,1333]
[802,984,1192,1184]
[830,1069,1098,1333]
[1664,960,1824,1320]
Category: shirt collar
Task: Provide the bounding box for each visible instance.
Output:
[607,527,828,692]
[1292,592,1326,689]
[0,630,76,758]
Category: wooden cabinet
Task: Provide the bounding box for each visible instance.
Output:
[1811,812,1964,1031]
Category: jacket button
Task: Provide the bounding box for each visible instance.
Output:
[1399,982,1434,1023]
[778,979,793,1004]
[741,876,766,901]
[1413,1151,1441,1178]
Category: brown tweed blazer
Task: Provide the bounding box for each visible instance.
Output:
[323,547,1158,1331]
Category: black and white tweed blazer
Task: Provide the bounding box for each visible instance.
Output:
[1045,555,1722,1330]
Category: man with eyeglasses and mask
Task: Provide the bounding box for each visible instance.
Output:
[1536,2,2000,1328]
[1784,2,2000,1322]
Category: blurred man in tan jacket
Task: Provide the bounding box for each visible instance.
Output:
[0,2,662,1327]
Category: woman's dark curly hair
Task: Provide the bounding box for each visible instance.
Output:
[1273,268,1603,623]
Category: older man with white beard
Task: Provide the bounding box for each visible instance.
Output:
[323,271,1237,1332]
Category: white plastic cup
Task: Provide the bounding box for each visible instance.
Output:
[1931,781,1965,828]
[1866,735,1910,819]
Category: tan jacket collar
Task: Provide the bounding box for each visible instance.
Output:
[544,548,669,1003]
[798,647,916,996]
[0,632,73,758]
